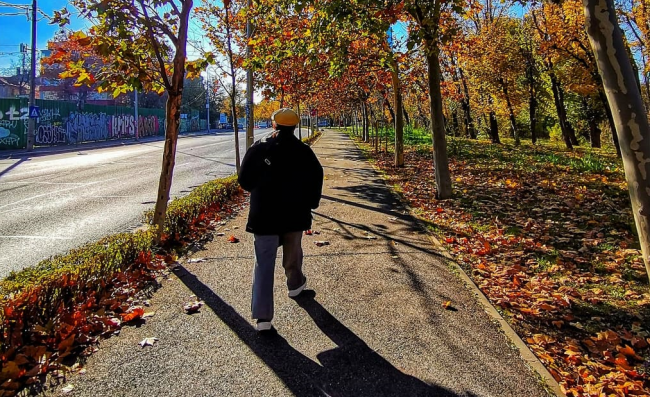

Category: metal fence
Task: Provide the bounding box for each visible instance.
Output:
[0,98,167,150]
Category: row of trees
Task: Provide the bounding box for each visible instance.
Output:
[50,0,650,277]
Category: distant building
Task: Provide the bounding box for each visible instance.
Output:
[39,45,126,106]
[0,76,24,98]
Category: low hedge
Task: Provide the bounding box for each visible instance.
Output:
[302,130,323,146]
[144,175,241,242]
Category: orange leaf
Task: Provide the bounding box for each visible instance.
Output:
[228,235,239,243]
[617,345,636,357]
[58,334,75,352]
[442,300,452,310]
[121,307,144,322]
[614,355,633,370]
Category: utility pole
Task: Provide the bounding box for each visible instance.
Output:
[206,74,210,133]
[134,90,139,140]
[26,0,36,151]
[20,43,26,97]
[245,0,254,149]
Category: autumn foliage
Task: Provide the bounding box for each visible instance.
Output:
[353,132,650,396]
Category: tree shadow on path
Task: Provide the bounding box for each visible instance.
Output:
[175,265,473,397]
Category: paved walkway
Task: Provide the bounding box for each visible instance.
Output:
[53,130,550,396]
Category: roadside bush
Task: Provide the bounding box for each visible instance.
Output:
[302,130,322,146]
[0,229,160,391]
[143,175,241,241]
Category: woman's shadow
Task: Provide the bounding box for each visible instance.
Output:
[176,266,470,397]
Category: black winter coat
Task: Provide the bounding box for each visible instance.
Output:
[238,131,324,235]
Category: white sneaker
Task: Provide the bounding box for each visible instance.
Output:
[256,320,272,331]
[288,278,307,298]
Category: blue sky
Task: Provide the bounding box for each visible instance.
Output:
[0,0,86,70]
[0,0,209,73]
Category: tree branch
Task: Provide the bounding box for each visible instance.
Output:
[140,0,172,90]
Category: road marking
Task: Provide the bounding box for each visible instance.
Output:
[0,177,122,211]
[82,195,135,198]
[0,181,85,185]
[0,235,74,240]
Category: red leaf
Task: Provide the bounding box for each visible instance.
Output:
[121,307,144,323]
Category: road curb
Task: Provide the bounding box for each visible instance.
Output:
[341,130,563,397]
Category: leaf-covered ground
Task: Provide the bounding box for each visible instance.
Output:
[359,136,650,397]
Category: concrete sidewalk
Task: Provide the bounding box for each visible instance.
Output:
[54,130,550,396]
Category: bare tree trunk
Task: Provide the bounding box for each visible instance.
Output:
[231,99,241,174]
[584,0,650,277]
[489,111,500,144]
[425,40,452,199]
[598,88,622,156]
[589,118,602,147]
[297,102,302,139]
[391,57,405,167]
[529,76,537,145]
[502,82,519,146]
[362,101,370,142]
[549,71,574,150]
[152,0,192,240]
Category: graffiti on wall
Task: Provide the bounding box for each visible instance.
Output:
[0,105,27,148]
[138,115,160,137]
[110,114,135,138]
[0,99,166,150]
[66,112,110,143]
[36,124,67,145]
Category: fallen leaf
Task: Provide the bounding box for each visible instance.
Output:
[61,384,75,394]
[617,345,635,356]
[216,233,225,237]
[121,307,145,323]
[184,300,204,314]
[188,258,207,263]
[314,241,330,247]
[139,337,159,347]
[227,235,239,243]
[442,300,453,310]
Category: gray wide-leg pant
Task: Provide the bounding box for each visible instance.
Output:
[252,231,305,320]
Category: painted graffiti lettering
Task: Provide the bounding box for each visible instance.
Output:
[137,115,160,137]
[0,106,28,121]
[39,108,61,123]
[0,135,20,147]
[36,124,67,145]
[0,119,18,129]
[110,115,135,138]
[66,112,110,143]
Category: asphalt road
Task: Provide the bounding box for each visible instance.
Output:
[0,129,274,277]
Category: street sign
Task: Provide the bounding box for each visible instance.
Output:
[28,106,40,119]
[205,103,210,109]
[245,103,251,118]
[220,113,227,124]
